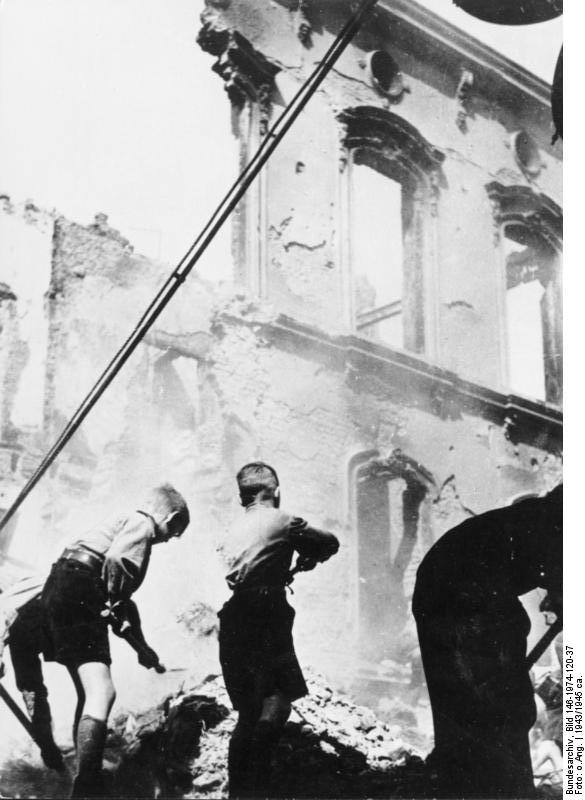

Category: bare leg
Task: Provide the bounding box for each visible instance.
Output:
[67,665,86,746]
[70,662,116,798]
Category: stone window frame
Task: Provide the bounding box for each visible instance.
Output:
[349,448,436,662]
[487,182,563,406]
[337,106,445,358]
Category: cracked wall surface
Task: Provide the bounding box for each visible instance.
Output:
[200,0,562,390]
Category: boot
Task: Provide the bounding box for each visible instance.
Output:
[22,689,65,772]
[71,715,107,798]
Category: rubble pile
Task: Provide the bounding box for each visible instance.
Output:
[107,671,429,799]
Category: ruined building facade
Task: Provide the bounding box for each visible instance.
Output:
[0,0,561,703]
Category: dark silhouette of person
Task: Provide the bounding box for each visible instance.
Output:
[412,485,561,799]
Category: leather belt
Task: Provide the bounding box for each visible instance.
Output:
[232,584,284,597]
[60,546,105,573]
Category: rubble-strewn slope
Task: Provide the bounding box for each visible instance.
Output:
[107,672,429,799]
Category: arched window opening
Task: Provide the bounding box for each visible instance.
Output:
[354,450,435,673]
[351,160,407,350]
[504,224,556,401]
[339,107,444,357]
[487,183,562,405]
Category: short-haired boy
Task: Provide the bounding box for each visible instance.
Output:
[219,462,339,798]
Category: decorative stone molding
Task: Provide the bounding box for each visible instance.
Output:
[296,0,313,47]
[337,106,445,185]
[455,68,474,133]
[510,130,543,180]
[363,51,407,102]
[486,182,562,252]
[264,314,563,451]
[488,194,503,246]
[359,448,436,492]
[486,181,562,407]
[197,22,280,111]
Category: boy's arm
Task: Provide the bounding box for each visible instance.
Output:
[103,513,154,603]
[108,599,165,672]
[289,517,339,563]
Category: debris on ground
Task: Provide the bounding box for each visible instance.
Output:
[107,669,431,798]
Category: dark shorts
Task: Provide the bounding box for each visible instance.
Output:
[8,597,46,692]
[42,558,111,668]
[218,588,308,711]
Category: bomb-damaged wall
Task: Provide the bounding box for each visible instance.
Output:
[0,198,55,558]
[0,197,562,707]
[199,0,562,392]
[203,309,561,688]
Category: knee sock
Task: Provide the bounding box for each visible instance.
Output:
[71,715,107,798]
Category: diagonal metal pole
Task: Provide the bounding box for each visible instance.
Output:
[0,0,379,535]
[0,682,39,744]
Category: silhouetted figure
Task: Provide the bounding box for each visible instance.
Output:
[412,485,562,799]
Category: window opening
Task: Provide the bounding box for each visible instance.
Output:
[352,163,404,349]
[503,224,557,402]
[355,452,432,666]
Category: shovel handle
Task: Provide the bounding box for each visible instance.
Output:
[526,618,563,670]
[0,682,38,744]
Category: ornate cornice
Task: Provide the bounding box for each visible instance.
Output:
[146,307,562,451]
[376,0,554,109]
[337,106,445,184]
[486,182,563,251]
[266,314,562,452]
[197,21,280,109]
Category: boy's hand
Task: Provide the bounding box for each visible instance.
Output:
[295,555,318,573]
[137,644,166,673]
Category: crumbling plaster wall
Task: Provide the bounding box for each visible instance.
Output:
[203,311,561,680]
[0,198,54,556]
[201,0,562,390]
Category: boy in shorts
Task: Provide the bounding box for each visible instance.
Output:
[42,483,190,797]
[1,564,64,770]
[218,462,339,798]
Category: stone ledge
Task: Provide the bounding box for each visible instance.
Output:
[266,314,562,451]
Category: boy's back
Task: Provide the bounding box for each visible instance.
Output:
[225,505,338,591]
